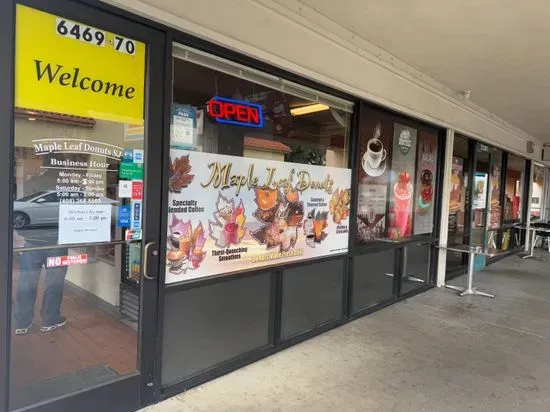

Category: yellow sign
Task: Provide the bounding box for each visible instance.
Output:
[15,5,145,125]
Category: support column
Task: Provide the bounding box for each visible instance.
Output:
[525,161,535,252]
[542,167,550,222]
[436,128,454,287]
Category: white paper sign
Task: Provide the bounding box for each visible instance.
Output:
[58,204,112,244]
[118,180,132,198]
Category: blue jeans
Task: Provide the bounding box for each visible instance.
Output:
[15,248,68,328]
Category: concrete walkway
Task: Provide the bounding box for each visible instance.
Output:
[144,252,550,412]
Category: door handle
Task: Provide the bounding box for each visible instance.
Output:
[143,241,158,280]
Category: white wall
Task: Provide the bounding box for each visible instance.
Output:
[103,0,543,161]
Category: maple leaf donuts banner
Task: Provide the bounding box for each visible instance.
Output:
[165,149,352,283]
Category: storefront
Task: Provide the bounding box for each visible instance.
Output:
[0,1,537,412]
[445,134,532,279]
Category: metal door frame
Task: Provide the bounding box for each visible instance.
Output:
[0,1,166,411]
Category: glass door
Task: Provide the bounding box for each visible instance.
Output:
[7,1,164,411]
[469,143,491,270]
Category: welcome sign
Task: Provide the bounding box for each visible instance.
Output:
[165,150,352,284]
[15,5,146,125]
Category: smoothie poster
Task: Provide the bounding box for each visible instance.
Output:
[448,157,464,234]
[489,161,501,228]
[356,112,393,242]
[413,131,437,235]
[165,149,351,283]
[389,123,417,238]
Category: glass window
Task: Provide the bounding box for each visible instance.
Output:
[39,192,60,203]
[446,135,469,277]
[448,135,468,240]
[356,106,439,243]
[531,165,545,221]
[471,143,490,247]
[172,52,351,167]
[504,154,526,223]
[16,191,48,202]
[10,5,146,408]
[489,148,503,230]
[165,45,353,284]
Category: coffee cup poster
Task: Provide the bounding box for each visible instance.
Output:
[165,149,351,283]
[356,115,393,242]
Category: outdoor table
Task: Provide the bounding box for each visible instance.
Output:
[437,244,500,298]
[515,224,550,259]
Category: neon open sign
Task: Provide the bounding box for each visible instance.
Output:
[207,97,264,128]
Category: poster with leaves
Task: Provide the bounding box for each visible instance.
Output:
[165,149,351,283]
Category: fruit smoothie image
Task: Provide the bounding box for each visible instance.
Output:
[394,172,412,237]
[224,222,238,244]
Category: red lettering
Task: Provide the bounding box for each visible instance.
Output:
[248,107,259,124]
[236,106,248,122]
[208,100,223,118]
[208,98,262,126]
[223,102,236,118]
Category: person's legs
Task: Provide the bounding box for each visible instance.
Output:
[15,251,43,333]
[40,248,68,329]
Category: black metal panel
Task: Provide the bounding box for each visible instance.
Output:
[136,12,166,408]
[12,376,140,412]
[352,249,396,312]
[0,1,15,411]
[400,243,431,296]
[160,346,275,400]
[280,258,345,339]
[161,272,272,386]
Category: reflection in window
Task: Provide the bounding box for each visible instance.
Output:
[504,154,525,223]
[448,135,468,240]
[11,110,142,409]
[171,57,351,168]
[489,148,503,230]
[531,165,545,221]
[471,144,490,247]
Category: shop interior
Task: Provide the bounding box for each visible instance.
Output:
[11,110,142,409]
[172,49,351,168]
[446,136,528,279]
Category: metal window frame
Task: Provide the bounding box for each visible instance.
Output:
[0,0,15,411]
[173,44,354,114]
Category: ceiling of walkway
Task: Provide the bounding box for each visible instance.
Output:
[296,0,550,142]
